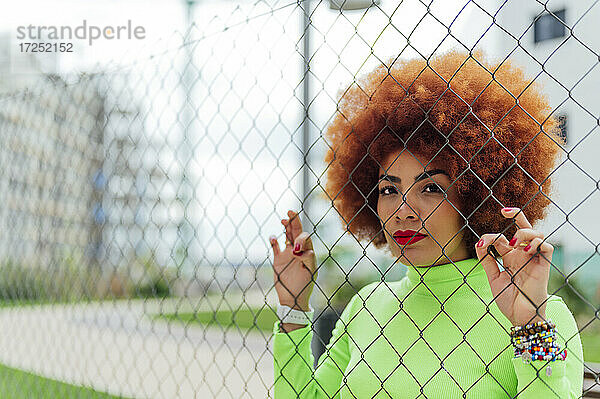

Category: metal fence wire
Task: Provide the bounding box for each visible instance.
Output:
[0,0,599,398]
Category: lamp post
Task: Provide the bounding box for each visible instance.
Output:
[299,0,380,230]
[329,0,380,10]
[176,0,197,274]
[303,0,380,366]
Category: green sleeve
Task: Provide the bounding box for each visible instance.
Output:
[272,286,367,398]
[510,295,584,398]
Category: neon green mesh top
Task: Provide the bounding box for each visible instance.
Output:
[272,257,584,398]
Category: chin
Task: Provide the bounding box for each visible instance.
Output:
[391,247,431,268]
[389,241,450,268]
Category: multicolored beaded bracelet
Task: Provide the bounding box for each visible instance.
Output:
[510,319,567,376]
[510,320,556,338]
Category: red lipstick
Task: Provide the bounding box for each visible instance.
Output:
[393,230,427,245]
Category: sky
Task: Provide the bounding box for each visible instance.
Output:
[3,0,484,71]
[2,0,497,272]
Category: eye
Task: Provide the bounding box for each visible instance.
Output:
[379,184,445,196]
[423,183,444,194]
[379,185,397,196]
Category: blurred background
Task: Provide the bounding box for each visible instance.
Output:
[0,0,599,397]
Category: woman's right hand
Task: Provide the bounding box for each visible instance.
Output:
[269,210,317,312]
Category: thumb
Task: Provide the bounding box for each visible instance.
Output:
[295,249,317,275]
[474,234,503,282]
[300,231,314,251]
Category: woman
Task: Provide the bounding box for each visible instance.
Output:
[268,50,583,398]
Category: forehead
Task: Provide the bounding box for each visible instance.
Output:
[378,150,437,172]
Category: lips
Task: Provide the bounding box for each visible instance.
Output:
[393,230,427,245]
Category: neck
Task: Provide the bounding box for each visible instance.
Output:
[404,257,489,298]
[414,254,473,268]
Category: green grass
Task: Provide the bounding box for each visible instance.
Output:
[0,363,127,399]
[0,300,131,398]
[154,306,278,333]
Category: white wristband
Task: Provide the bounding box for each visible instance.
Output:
[277,304,314,324]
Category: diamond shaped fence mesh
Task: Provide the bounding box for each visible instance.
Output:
[0,0,599,398]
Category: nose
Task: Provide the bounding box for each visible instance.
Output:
[394,193,418,221]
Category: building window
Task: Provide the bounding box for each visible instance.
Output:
[534,9,566,43]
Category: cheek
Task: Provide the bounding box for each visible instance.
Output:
[435,200,464,231]
[377,200,395,235]
[443,197,463,221]
[376,198,387,215]
[423,199,460,226]
[435,193,461,213]
[379,201,400,224]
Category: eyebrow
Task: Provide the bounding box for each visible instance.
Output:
[378,169,449,185]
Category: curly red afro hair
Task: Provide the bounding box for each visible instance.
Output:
[323,49,565,259]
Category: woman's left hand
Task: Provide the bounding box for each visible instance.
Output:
[474,207,553,327]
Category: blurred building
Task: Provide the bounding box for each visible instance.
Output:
[0,74,104,269]
[98,78,175,270]
[473,1,600,295]
[0,53,173,273]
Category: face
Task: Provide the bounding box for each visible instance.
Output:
[376,149,470,267]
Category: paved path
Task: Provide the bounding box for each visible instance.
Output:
[0,292,280,399]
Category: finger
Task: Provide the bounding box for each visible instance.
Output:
[523,237,554,258]
[523,237,543,257]
[293,231,314,253]
[269,235,280,256]
[474,233,506,281]
[296,249,317,275]
[507,228,544,250]
[486,234,520,277]
[281,219,293,246]
[487,233,512,257]
[501,207,532,230]
[288,210,304,238]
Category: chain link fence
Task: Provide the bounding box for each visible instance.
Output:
[0,0,599,398]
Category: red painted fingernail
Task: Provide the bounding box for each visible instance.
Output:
[503,207,517,212]
[294,243,300,252]
[477,239,484,247]
[524,244,531,252]
[509,237,517,246]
